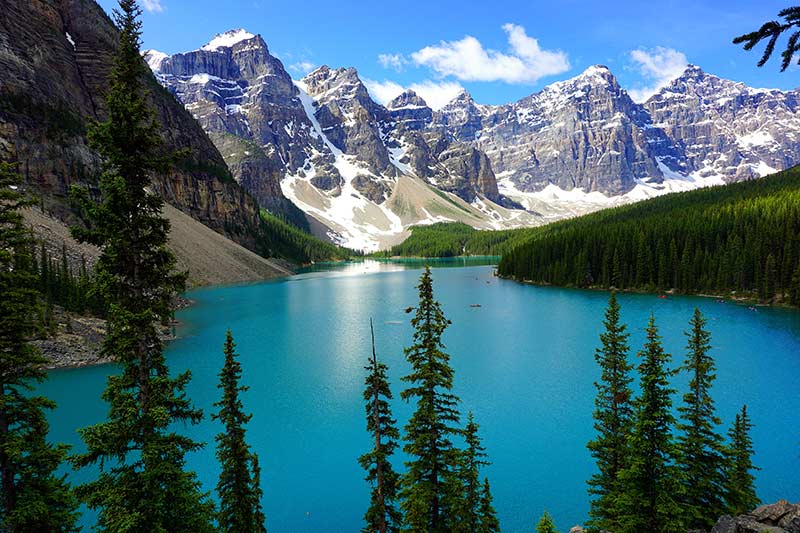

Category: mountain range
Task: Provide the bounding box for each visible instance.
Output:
[145,28,800,250]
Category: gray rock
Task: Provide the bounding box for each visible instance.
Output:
[711,501,800,533]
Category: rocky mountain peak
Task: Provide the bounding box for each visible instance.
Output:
[200,28,257,52]
[387,89,429,110]
[143,49,168,72]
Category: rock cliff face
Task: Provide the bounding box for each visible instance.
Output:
[0,0,270,252]
[644,65,800,181]
[438,64,800,197]
[453,66,669,195]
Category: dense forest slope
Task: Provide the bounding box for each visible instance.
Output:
[498,167,800,304]
[382,222,533,258]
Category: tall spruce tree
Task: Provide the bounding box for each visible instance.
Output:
[676,308,727,529]
[213,330,266,533]
[70,2,214,530]
[400,266,463,532]
[615,314,683,533]
[723,405,760,515]
[586,291,634,532]
[0,163,79,532]
[453,412,495,533]
[359,319,401,533]
[477,478,500,533]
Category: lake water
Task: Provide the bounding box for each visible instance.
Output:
[40,259,800,532]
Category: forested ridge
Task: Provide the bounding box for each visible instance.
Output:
[498,167,800,304]
[382,222,534,258]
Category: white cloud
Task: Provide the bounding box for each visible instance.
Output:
[140,0,164,13]
[363,78,465,111]
[289,61,316,74]
[627,46,688,102]
[378,53,408,72]
[408,23,569,84]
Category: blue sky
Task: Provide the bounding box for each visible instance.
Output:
[99,0,798,108]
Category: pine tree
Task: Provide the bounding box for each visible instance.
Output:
[616,314,683,533]
[400,266,463,533]
[676,308,727,529]
[586,291,634,531]
[453,412,491,533]
[359,319,401,533]
[723,405,760,515]
[213,330,266,533]
[0,162,79,532]
[70,2,214,530]
[536,510,559,533]
[477,478,500,533]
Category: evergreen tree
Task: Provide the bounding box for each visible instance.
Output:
[734,7,800,71]
[536,510,559,533]
[213,330,266,533]
[477,478,500,533]
[70,2,214,530]
[676,308,727,529]
[359,319,401,533]
[453,412,491,533]
[616,314,683,533]
[0,162,79,532]
[723,405,760,515]
[400,267,463,532]
[586,292,634,532]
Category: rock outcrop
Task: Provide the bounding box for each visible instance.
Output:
[711,500,800,533]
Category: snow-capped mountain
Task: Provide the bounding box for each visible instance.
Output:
[146,29,800,251]
[146,30,533,250]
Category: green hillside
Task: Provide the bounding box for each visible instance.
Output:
[498,167,800,304]
[259,210,357,264]
[380,222,535,258]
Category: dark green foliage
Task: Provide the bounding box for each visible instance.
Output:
[477,478,500,533]
[0,162,79,532]
[724,405,760,515]
[676,309,727,529]
[615,315,683,533]
[499,167,800,304]
[453,413,494,533]
[733,7,800,71]
[0,91,86,143]
[359,319,401,533]
[70,2,214,530]
[259,209,357,264]
[213,331,266,533]
[536,510,559,533]
[384,222,534,258]
[399,267,463,532]
[586,292,634,532]
[34,243,106,318]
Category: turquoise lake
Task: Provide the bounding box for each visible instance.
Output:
[40,260,800,532]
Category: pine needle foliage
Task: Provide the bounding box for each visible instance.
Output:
[213,330,266,533]
[399,267,463,533]
[69,2,214,529]
[0,162,79,532]
[359,319,401,533]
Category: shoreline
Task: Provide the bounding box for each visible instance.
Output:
[498,275,798,310]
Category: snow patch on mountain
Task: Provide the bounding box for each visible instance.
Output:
[201,29,255,51]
